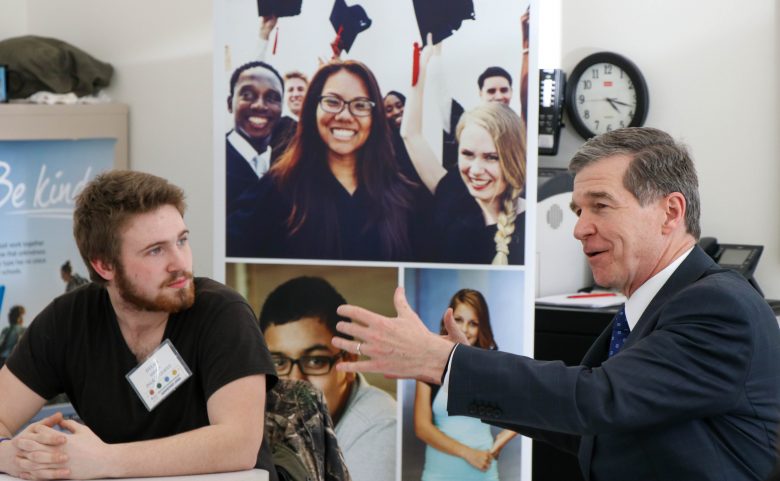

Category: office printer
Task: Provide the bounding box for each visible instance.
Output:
[536,171,591,297]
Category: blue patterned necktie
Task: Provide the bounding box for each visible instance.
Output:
[608,309,630,357]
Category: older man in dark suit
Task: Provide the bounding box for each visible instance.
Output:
[333,127,780,481]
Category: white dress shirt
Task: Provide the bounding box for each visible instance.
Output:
[227,130,271,178]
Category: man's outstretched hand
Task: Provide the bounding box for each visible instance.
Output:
[332,287,456,385]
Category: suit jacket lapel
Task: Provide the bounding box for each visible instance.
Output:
[625,246,716,345]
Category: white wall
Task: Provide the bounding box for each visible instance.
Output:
[21,0,215,278]
[8,0,780,297]
[0,0,27,39]
[545,0,780,297]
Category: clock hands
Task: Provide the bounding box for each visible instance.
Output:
[605,97,632,112]
[607,97,632,107]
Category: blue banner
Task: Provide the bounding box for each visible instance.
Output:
[0,139,115,323]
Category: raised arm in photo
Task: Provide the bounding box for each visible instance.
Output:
[254,15,277,61]
[400,34,447,194]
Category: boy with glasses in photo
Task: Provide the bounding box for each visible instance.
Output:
[260,276,396,481]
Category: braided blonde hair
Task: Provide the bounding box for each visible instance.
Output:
[455,103,527,264]
[492,188,523,265]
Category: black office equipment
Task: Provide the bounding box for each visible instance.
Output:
[698,237,763,295]
[538,69,565,155]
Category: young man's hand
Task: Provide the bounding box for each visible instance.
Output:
[9,412,70,480]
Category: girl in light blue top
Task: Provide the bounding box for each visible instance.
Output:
[415,289,517,481]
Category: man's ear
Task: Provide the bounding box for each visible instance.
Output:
[90,258,115,282]
[661,192,686,234]
[227,95,233,113]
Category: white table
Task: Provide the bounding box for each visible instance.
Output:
[0,469,269,481]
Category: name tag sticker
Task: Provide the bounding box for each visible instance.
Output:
[126,339,192,411]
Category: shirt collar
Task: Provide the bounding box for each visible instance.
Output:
[624,246,694,330]
[227,130,271,177]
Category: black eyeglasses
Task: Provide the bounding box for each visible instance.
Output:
[271,351,345,376]
[318,95,375,117]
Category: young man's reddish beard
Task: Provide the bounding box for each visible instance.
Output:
[115,267,195,313]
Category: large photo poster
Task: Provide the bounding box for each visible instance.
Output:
[215,1,538,479]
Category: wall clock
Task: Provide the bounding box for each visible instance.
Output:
[565,51,649,139]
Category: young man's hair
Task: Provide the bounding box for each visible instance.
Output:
[283,70,308,85]
[228,60,285,100]
[61,260,73,274]
[477,66,513,90]
[259,276,349,337]
[73,170,187,285]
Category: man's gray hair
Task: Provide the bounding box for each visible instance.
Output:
[569,127,700,239]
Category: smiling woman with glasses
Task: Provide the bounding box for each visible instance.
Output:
[227,59,429,262]
[318,95,375,117]
[260,276,397,481]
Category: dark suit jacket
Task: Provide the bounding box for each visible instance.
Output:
[448,246,780,481]
[225,117,296,215]
[226,136,258,215]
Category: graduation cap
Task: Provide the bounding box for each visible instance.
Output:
[257,0,302,18]
[413,0,475,45]
[329,0,372,53]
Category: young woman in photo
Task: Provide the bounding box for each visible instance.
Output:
[414,289,517,480]
[401,40,527,265]
[227,60,427,261]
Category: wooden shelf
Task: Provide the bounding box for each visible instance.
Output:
[0,103,128,168]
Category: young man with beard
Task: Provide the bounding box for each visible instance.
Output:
[0,170,278,480]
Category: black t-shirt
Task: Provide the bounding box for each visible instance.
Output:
[433,170,525,265]
[8,278,278,478]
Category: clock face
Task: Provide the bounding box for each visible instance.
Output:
[573,62,637,135]
[566,52,649,139]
